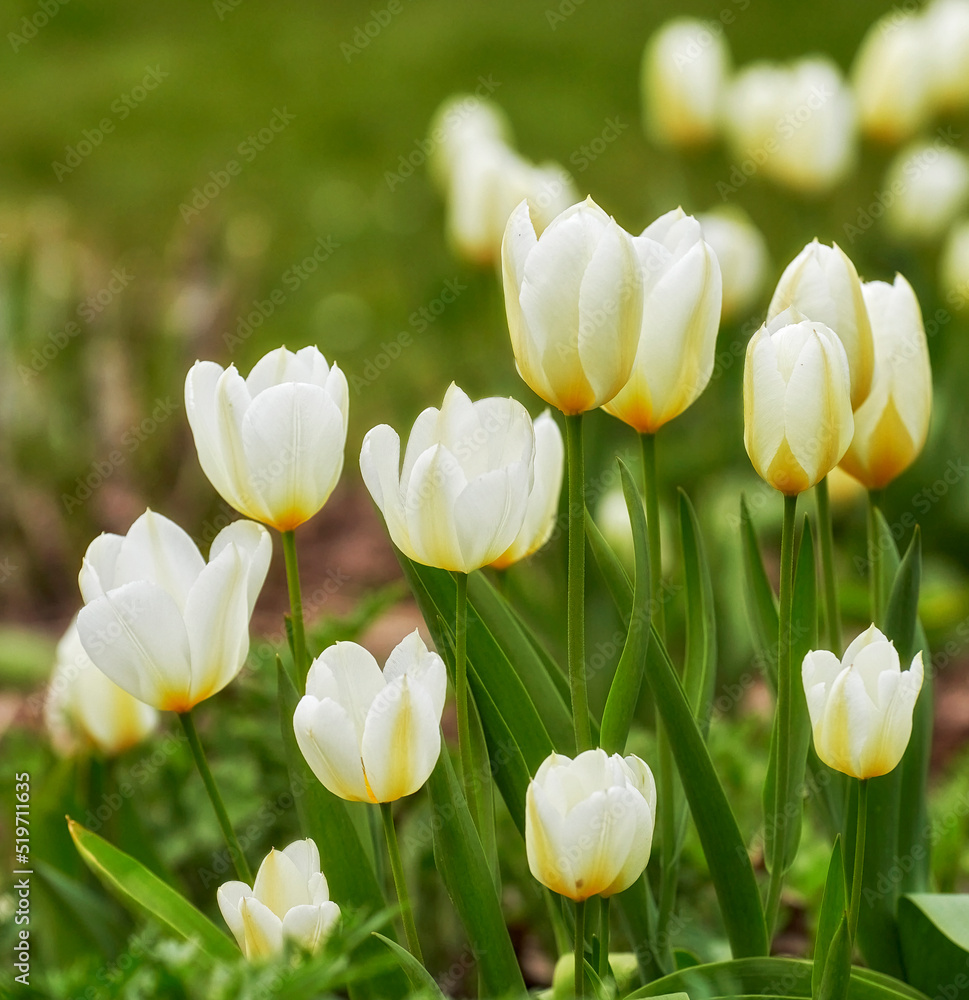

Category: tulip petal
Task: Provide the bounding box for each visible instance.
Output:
[73,665,158,755]
[280,839,321,884]
[383,630,448,721]
[239,896,284,959]
[526,780,578,898]
[560,787,640,898]
[78,532,123,601]
[863,652,924,776]
[404,444,466,571]
[282,900,340,952]
[217,881,253,951]
[209,520,272,616]
[253,848,312,918]
[304,641,385,739]
[842,623,887,663]
[294,695,370,801]
[360,424,411,556]
[453,465,531,569]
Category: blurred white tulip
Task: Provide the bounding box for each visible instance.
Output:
[882,141,969,242]
[923,0,969,110]
[697,208,769,321]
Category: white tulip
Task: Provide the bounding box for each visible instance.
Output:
[803,625,924,779]
[923,0,969,110]
[723,57,857,193]
[641,17,730,148]
[883,142,969,242]
[218,839,340,960]
[360,382,536,573]
[767,239,874,409]
[76,510,271,712]
[45,618,157,757]
[840,275,932,489]
[526,748,656,901]
[490,410,564,569]
[185,346,349,532]
[743,317,854,495]
[294,631,446,803]
[940,217,969,308]
[502,197,644,415]
[697,208,769,321]
[603,208,722,432]
[852,13,933,144]
[426,95,514,192]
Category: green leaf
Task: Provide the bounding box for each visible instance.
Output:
[817,916,853,1000]
[644,628,769,958]
[373,933,446,999]
[899,895,969,1000]
[586,506,633,624]
[34,860,129,957]
[625,957,929,1000]
[884,528,921,664]
[277,661,408,1000]
[426,748,526,998]
[67,817,238,963]
[740,495,779,690]
[678,489,717,729]
[600,461,651,755]
[814,837,848,998]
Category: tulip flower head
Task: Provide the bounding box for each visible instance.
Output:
[294,631,446,803]
[924,0,969,111]
[490,410,564,570]
[840,275,932,489]
[218,839,340,960]
[641,18,730,148]
[501,197,644,415]
[940,218,969,307]
[743,316,854,495]
[45,618,157,757]
[526,748,656,901]
[767,239,874,409]
[360,383,537,573]
[603,208,722,433]
[185,346,349,532]
[882,142,969,242]
[427,94,514,192]
[76,510,271,713]
[803,625,924,779]
[697,208,769,321]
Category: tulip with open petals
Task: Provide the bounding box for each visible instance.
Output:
[501,197,644,415]
[743,317,854,495]
[490,410,564,569]
[294,631,446,803]
[360,383,536,573]
[526,748,656,901]
[767,240,874,409]
[840,275,932,489]
[45,619,157,757]
[218,839,340,960]
[803,625,924,779]
[603,208,722,433]
[76,510,271,713]
[185,346,349,532]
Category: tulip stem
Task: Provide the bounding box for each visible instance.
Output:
[867,490,886,626]
[765,492,798,937]
[598,897,611,983]
[566,414,592,754]
[380,802,423,963]
[179,711,252,883]
[453,570,478,827]
[281,529,309,687]
[816,477,843,652]
[574,898,587,999]
[848,779,869,944]
[640,432,664,638]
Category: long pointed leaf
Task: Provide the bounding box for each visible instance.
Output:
[679,489,717,728]
[814,836,847,997]
[373,933,446,999]
[740,495,779,689]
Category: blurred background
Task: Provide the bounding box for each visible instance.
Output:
[4,0,969,994]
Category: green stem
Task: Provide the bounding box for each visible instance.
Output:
[848,779,869,943]
[179,711,252,883]
[566,414,592,753]
[598,897,611,983]
[574,898,587,1000]
[281,529,309,686]
[453,570,478,826]
[380,802,423,962]
[867,490,885,626]
[764,492,798,936]
[640,432,664,638]
[816,477,843,653]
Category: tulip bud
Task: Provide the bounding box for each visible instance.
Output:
[603,208,722,432]
[45,618,157,757]
[641,18,730,148]
[490,410,564,569]
[426,95,514,193]
[76,510,271,712]
[802,625,924,779]
[294,631,446,803]
[218,839,340,960]
[723,57,857,193]
[882,142,969,242]
[360,383,537,573]
[923,0,969,111]
[767,240,875,409]
[939,218,969,307]
[852,13,933,144]
[501,197,644,415]
[840,276,932,489]
[185,346,349,533]
[743,318,854,495]
[526,748,656,901]
[696,208,769,321]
